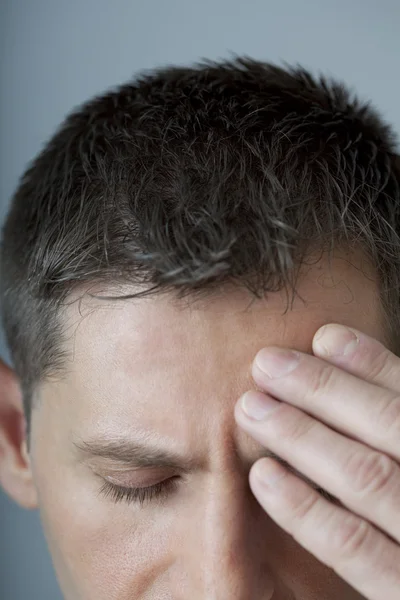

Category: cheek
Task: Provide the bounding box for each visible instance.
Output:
[33,461,173,599]
[29,414,176,597]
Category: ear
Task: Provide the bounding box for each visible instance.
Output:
[0,358,38,509]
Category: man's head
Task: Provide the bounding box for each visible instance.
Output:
[0,56,399,599]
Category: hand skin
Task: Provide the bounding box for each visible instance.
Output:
[235,324,400,600]
[0,248,392,599]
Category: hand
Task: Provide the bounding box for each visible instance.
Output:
[234,323,400,600]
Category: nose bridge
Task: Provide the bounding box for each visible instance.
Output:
[186,473,275,600]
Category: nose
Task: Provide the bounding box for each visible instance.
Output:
[178,474,276,599]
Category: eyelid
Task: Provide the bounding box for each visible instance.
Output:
[98,476,180,507]
[90,462,177,485]
[103,472,169,488]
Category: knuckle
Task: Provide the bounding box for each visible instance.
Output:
[280,410,319,443]
[291,487,321,521]
[332,514,372,558]
[307,363,336,399]
[346,449,396,496]
[365,346,393,381]
[376,395,400,440]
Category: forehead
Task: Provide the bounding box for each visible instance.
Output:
[38,249,383,450]
[63,248,382,359]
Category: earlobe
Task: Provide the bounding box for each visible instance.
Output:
[0,359,38,509]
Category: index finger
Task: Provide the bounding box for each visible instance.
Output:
[312,324,400,393]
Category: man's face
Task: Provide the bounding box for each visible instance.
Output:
[29,251,383,599]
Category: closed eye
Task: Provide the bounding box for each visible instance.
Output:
[98,476,181,507]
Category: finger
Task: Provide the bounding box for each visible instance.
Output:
[312,324,400,392]
[251,347,400,463]
[235,393,400,543]
[250,457,400,600]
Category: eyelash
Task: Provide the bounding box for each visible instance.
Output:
[98,477,180,507]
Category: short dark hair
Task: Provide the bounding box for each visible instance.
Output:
[2,56,400,442]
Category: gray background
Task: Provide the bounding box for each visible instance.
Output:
[1,1,399,597]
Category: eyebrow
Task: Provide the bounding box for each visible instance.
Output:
[73,435,311,483]
[73,437,201,473]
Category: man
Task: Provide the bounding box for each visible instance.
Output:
[0,56,399,599]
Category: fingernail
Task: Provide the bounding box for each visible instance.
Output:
[240,391,279,420]
[254,458,287,487]
[314,324,359,356]
[255,348,300,378]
